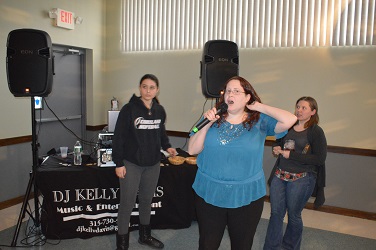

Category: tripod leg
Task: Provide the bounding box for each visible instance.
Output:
[11,171,34,247]
[11,97,43,246]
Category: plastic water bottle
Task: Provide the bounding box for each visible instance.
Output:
[74,140,82,165]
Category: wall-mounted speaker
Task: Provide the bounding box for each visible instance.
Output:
[6,29,54,97]
[200,40,239,98]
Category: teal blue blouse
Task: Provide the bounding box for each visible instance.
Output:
[193,113,286,208]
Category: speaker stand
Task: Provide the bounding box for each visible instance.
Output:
[11,97,42,246]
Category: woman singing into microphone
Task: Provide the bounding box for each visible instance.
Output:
[188,76,297,249]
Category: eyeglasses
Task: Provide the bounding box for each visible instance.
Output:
[224,89,245,95]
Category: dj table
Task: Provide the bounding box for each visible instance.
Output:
[36,150,197,239]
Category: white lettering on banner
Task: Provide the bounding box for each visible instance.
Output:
[89,218,117,227]
[131,211,155,216]
[53,190,70,203]
[109,187,118,197]
[154,186,164,197]
[75,188,119,201]
[52,188,119,203]
[133,201,162,209]
[57,205,84,213]
[151,201,162,208]
[97,203,119,211]
[52,185,165,237]
[76,224,117,233]
[56,200,162,220]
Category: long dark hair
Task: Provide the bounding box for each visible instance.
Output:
[296,96,319,128]
[216,76,262,129]
[139,73,160,104]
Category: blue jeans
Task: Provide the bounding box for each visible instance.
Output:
[263,172,316,250]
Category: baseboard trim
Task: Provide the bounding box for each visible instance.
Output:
[1,194,375,221]
[0,194,34,210]
[263,196,376,221]
[2,131,375,157]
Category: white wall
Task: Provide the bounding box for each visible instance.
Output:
[103,41,376,213]
[104,0,376,150]
[0,0,106,139]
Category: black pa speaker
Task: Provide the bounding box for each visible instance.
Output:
[200,40,239,98]
[6,29,54,97]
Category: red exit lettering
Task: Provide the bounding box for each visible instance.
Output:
[60,10,73,24]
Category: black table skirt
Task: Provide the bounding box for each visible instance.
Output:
[36,152,197,239]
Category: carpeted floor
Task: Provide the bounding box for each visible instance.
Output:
[0,219,375,250]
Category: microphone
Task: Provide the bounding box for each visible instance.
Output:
[192,103,228,133]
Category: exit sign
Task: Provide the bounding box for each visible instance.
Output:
[53,8,75,30]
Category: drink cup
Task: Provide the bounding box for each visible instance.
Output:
[60,146,68,158]
[284,139,295,151]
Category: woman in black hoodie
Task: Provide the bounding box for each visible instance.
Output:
[113,74,177,250]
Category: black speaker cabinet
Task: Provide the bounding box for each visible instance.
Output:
[6,29,54,97]
[200,40,239,98]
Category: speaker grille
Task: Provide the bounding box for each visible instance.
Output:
[6,29,53,97]
[201,40,239,98]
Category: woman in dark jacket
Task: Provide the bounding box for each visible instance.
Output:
[264,96,327,250]
[113,74,177,250]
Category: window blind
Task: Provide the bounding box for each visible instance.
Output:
[121,0,376,52]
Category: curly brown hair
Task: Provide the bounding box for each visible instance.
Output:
[215,76,262,130]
